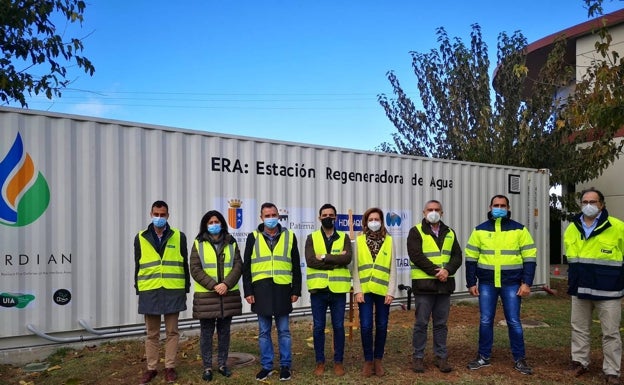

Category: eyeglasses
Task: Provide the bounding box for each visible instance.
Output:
[581,200,599,205]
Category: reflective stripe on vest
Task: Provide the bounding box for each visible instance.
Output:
[306,230,351,293]
[193,239,239,292]
[250,230,294,284]
[137,228,185,291]
[411,224,455,280]
[357,234,392,296]
[465,218,536,287]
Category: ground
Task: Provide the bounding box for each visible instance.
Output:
[0,279,613,384]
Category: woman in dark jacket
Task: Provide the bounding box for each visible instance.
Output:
[190,210,243,381]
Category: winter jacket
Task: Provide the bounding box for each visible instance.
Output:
[190,232,243,319]
[242,223,302,317]
[465,212,537,288]
[133,223,189,315]
[565,208,624,300]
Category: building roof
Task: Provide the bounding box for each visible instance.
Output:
[511,8,624,98]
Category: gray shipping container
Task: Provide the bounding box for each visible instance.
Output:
[0,107,550,353]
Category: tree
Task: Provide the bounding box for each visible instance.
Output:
[0,0,95,107]
[377,22,623,216]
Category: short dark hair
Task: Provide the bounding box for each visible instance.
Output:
[490,195,509,207]
[580,187,605,203]
[151,200,168,211]
[260,202,277,214]
[318,203,337,216]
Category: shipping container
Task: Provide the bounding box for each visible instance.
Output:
[0,107,550,356]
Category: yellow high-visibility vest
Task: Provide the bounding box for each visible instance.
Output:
[193,239,239,292]
[137,228,185,291]
[411,224,455,280]
[306,230,351,293]
[357,234,393,296]
[250,230,294,284]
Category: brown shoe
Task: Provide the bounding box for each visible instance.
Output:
[434,356,452,373]
[313,362,324,376]
[140,369,157,385]
[566,361,588,377]
[412,357,424,373]
[334,362,345,376]
[164,368,177,383]
[606,375,622,385]
[374,359,384,376]
[362,361,374,377]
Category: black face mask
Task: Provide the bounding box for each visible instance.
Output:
[321,217,335,229]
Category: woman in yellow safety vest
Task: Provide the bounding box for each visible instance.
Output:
[353,207,397,378]
[189,210,243,381]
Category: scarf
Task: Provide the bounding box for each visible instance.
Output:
[364,229,385,260]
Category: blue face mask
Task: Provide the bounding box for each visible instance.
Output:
[491,208,508,219]
[207,223,221,235]
[264,217,279,229]
[152,216,167,228]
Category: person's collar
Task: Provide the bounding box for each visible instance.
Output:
[582,210,603,225]
[322,227,336,238]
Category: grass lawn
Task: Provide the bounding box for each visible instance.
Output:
[1,278,619,384]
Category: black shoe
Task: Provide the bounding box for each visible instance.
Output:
[467,355,491,370]
[256,368,272,381]
[202,369,213,381]
[514,358,533,375]
[218,366,232,377]
[279,366,291,381]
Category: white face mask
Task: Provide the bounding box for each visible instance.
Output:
[581,204,600,218]
[426,211,441,224]
[367,220,381,232]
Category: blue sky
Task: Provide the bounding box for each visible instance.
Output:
[21,0,624,151]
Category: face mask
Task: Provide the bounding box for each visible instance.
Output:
[491,208,507,219]
[264,217,279,229]
[207,224,221,235]
[321,217,335,229]
[152,216,167,228]
[426,211,441,224]
[581,204,600,218]
[367,220,381,232]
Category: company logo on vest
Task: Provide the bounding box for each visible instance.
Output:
[0,133,50,227]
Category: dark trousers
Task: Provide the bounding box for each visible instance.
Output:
[412,293,450,359]
[199,317,233,369]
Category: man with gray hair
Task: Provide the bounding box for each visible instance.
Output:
[407,199,462,374]
[564,188,624,385]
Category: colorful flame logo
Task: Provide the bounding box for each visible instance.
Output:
[0,133,50,226]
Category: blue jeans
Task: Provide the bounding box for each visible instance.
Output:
[478,283,525,361]
[258,314,291,370]
[359,292,390,361]
[310,292,347,363]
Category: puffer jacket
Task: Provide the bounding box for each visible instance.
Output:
[190,232,243,319]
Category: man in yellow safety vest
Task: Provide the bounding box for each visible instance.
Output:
[134,200,190,385]
[305,203,352,377]
[242,202,302,382]
[408,199,462,374]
